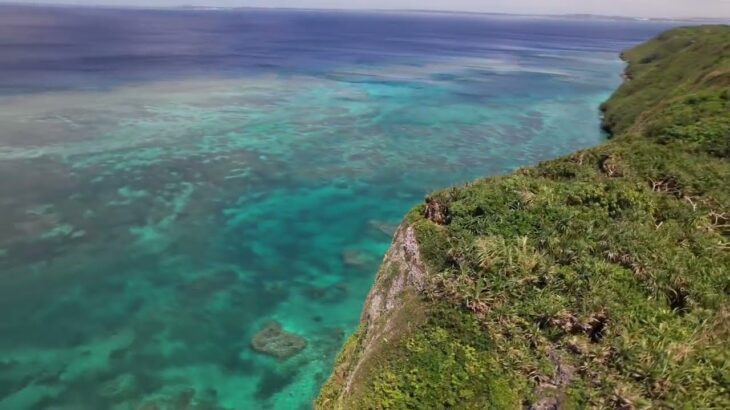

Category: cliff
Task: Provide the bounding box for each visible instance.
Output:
[317,26,730,409]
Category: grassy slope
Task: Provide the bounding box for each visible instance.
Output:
[317,26,729,409]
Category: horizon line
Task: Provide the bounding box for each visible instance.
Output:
[1,1,729,21]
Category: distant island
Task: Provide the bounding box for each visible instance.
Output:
[317,25,730,409]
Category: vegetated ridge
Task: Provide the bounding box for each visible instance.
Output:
[317,25,730,409]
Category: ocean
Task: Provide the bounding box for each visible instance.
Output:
[0,5,682,409]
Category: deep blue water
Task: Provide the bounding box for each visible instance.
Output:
[0,6,683,409]
[1,6,675,93]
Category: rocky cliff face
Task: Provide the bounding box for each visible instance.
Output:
[316,224,428,409]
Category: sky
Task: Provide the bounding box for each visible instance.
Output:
[3,0,730,18]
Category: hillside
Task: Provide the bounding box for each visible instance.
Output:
[317,26,730,409]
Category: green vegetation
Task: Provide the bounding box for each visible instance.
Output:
[317,26,729,409]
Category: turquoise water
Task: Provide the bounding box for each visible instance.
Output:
[0,7,680,409]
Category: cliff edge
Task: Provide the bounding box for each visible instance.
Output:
[318,26,730,409]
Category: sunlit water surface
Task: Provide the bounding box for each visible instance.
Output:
[0,6,681,409]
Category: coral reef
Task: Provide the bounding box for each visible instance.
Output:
[251,321,307,360]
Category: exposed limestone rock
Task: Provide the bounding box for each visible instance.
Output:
[424,197,450,225]
[320,223,428,407]
[364,225,427,324]
[529,349,576,410]
[251,321,307,359]
[599,154,623,177]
